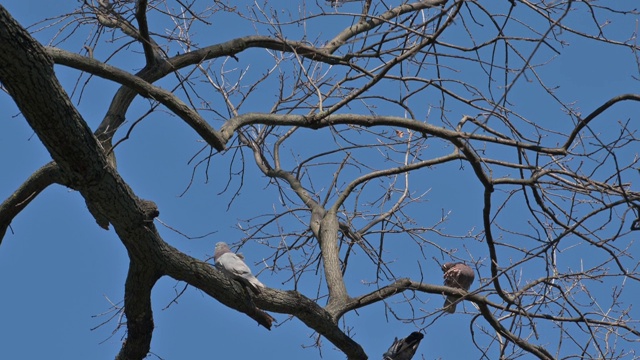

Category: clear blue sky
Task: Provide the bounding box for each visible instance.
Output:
[1,1,639,359]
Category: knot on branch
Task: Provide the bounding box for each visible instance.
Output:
[138,199,159,222]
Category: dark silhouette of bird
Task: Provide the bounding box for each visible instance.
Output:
[382,331,424,360]
[214,242,265,294]
[442,262,475,313]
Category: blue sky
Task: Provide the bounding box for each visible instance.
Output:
[1,1,639,359]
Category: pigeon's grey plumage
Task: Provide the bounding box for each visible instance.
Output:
[442,262,475,313]
[214,242,265,293]
[382,332,424,360]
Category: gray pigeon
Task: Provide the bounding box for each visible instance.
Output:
[382,332,424,360]
[214,242,265,294]
[442,262,475,313]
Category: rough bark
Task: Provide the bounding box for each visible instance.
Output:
[319,210,350,316]
[0,6,367,359]
[0,6,270,358]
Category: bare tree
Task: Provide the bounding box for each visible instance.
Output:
[1,1,639,359]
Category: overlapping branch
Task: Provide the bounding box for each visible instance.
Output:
[3,1,640,359]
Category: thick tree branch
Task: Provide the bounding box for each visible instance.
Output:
[0,16,98,184]
[319,211,351,314]
[162,248,275,330]
[161,248,366,359]
[3,2,639,359]
[115,260,160,360]
[1,8,177,359]
[257,289,367,360]
[1,12,280,354]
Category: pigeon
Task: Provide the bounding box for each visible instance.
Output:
[382,332,424,360]
[214,242,265,294]
[442,262,475,313]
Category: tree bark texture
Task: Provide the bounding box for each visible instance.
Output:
[0,6,368,359]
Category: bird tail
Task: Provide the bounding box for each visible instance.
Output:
[444,295,458,313]
[232,275,265,295]
[247,276,266,294]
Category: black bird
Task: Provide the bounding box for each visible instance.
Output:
[382,332,424,360]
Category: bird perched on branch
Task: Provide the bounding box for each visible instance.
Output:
[214,242,265,294]
[442,262,475,313]
[382,331,424,360]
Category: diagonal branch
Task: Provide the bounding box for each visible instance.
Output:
[163,250,276,330]
[46,48,226,151]
[162,249,365,358]
[324,0,450,53]
[0,162,62,243]
[563,93,640,150]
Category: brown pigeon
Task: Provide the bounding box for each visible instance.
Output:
[214,242,265,294]
[442,262,475,313]
[382,332,424,360]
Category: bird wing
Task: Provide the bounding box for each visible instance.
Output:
[218,252,253,278]
[443,266,461,287]
[383,337,401,359]
[444,263,474,290]
[383,333,423,360]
